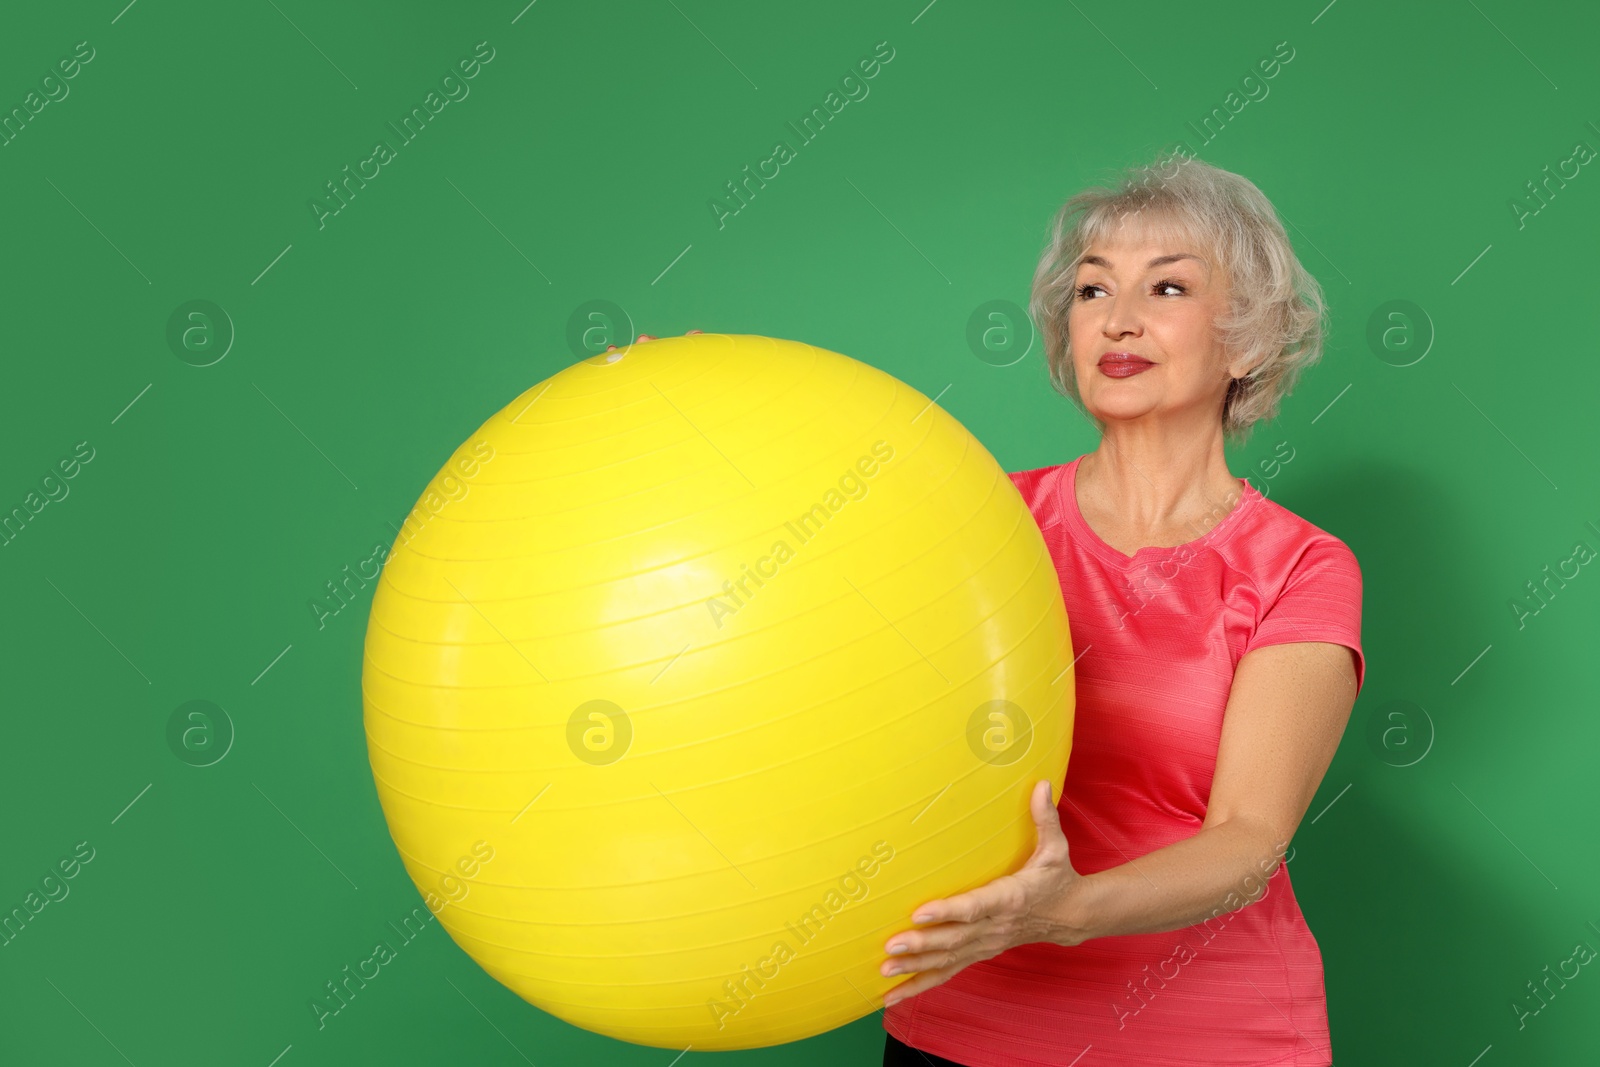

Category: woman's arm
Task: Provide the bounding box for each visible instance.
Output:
[879,638,1360,1005]
[1049,638,1360,944]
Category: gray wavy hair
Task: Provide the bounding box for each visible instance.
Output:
[1028,150,1328,443]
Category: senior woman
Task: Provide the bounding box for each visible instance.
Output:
[873,153,1366,1067]
[609,150,1362,1065]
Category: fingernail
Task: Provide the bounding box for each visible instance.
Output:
[888,943,908,955]
[913,913,932,923]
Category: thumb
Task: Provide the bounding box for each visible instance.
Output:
[1030,779,1068,851]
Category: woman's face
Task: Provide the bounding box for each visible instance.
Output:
[1068,224,1243,431]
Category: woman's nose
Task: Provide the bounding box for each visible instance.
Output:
[1102,300,1142,338]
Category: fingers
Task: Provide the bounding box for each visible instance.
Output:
[1030,782,1073,862]
[882,894,991,968]
[882,927,964,975]
[883,966,957,1008]
[1029,779,1056,828]
[920,887,992,925]
[882,943,957,976]
[604,331,701,353]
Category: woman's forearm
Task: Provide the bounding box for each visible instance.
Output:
[1048,816,1291,946]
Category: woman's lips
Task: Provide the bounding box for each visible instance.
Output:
[1099,357,1153,378]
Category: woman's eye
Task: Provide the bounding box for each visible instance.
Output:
[1075,280,1185,300]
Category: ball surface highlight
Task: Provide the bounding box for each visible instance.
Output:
[361,333,1075,1050]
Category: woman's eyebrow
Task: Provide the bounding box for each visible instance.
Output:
[1080,252,1204,269]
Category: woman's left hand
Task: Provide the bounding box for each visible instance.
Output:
[880,779,1087,1007]
[604,328,703,351]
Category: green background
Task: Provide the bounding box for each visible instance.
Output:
[3,0,1597,1063]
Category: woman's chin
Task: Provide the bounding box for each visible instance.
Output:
[1085,401,1158,424]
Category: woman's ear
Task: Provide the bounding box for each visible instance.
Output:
[1224,349,1256,382]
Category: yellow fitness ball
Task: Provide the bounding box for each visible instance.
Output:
[361,333,1074,1050]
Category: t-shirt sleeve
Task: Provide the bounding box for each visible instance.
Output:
[1242,536,1366,696]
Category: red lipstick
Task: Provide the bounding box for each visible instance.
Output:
[1098,352,1154,378]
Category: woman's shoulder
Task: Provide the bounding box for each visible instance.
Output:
[1004,461,1079,535]
[1006,464,1057,493]
[1231,489,1362,584]
[1233,490,1366,692]
[1004,455,1082,502]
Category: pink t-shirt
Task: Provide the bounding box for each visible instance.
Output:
[882,453,1366,1067]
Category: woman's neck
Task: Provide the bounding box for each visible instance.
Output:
[1076,436,1244,551]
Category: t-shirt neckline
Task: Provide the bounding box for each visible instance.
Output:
[1060,453,1259,567]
